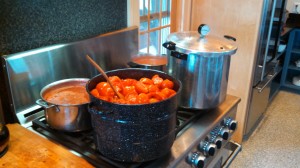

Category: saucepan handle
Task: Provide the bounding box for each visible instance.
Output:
[36,99,60,112]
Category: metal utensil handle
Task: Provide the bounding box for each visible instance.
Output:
[223,141,242,168]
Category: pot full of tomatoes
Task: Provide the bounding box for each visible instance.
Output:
[86,68,182,162]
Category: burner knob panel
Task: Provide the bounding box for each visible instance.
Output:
[188,152,206,168]
[223,118,238,131]
[199,140,216,156]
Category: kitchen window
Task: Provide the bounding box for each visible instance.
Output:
[139,0,173,55]
[128,0,192,54]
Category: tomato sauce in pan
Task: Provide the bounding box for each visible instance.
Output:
[44,86,90,105]
[131,56,167,66]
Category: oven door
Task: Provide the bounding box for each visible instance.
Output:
[208,141,242,168]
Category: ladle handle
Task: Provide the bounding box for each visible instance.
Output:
[86,55,124,99]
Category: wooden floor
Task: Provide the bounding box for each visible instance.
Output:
[230,90,300,168]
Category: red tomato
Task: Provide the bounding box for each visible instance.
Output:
[96,82,115,97]
[110,76,123,91]
[122,85,137,96]
[91,89,99,97]
[135,81,149,94]
[152,74,163,85]
[161,79,174,89]
[112,97,126,104]
[140,77,153,85]
[148,92,166,101]
[148,84,159,93]
[122,78,137,86]
[109,76,121,83]
[138,93,149,104]
[161,88,176,97]
[98,95,109,101]
[125,93,138,104]
[149,98,159,103]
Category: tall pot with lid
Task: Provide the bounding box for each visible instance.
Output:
[163,24,238,109]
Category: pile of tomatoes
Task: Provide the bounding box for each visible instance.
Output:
[90,74,176,104]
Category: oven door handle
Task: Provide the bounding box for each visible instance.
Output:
[222,141,242,168]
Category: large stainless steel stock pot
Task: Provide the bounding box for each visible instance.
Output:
[163,24,238,109]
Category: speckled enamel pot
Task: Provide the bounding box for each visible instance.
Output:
[86,68,181,162]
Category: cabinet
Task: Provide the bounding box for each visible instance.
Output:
[281,29,300,92]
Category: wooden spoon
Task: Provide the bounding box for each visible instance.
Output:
[86,55,124,99]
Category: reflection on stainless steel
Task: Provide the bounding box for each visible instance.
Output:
[1,26,138,120]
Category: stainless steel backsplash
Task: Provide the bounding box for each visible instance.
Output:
[1,27,138,123]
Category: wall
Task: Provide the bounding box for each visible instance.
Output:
[190,0,264,143]
[0,0,127,56]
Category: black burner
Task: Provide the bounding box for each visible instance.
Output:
[32,110,205,167]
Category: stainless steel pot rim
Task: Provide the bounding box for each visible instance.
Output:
[40,78,91,106]
[166,31,238,56]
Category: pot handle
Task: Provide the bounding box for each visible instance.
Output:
[224,35,237,42]
[162,41,176,50]
[127,61,139,68]
[163,41,188,60]
[36,99,60,112]
[170,51,188,60]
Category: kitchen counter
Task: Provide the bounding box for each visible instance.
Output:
[0,124,94,168]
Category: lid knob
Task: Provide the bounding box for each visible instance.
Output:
[198,24,210,37]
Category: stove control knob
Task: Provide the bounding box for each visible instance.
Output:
[223,118,238,131]
[206,134,223,149]
[199,140,216,156]
[213,136,223,149]
[212,126,230,140]
[219,127,230,140]
[188,152,206,168]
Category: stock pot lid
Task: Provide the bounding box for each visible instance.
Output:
[166,30,238,56]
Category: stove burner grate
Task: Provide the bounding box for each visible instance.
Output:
[32,110,205,167]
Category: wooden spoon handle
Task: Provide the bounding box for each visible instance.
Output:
[86,55,124,99]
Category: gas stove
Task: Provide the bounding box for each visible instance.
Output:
[1,27,241,168]
[30,95,241,168]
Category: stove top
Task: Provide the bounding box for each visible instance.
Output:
[31,95,241,168]
[32,109,205,168]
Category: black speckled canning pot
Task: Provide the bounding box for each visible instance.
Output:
[86,68,182,162]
